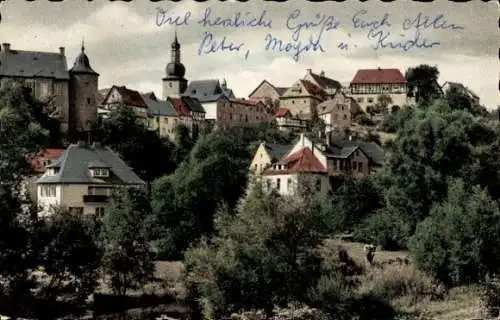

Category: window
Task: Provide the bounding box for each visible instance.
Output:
[276,178,281,190]
[254,164,257,171]
[357,97,364,103]
[353,162,357,170]
[315,179,322,191]
[164,118,168,124]
[92,168,109,177]
[87,98,91,105]
[88,186,110,196]
[95,207,105,217]
[69,207,84,215]
[266,179,271,191]
[368,98,374,103]
[169,82,173,88]
[40,185,56,197]
[358,162,363,172]
[287,178,292,191]
[339,160,344,170]
[343,114,347,120]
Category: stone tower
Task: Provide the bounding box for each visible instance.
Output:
[162,32,188,99]
[68,41,99,138]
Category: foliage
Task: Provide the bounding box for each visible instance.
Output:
[31,208,102,315]
[444,87,488,117]
[320,177,383,235]
[96,106,177,183]
[173,123,195,163]
[405,64,441,103]
[183,187,326,318]
[356,113,375,126]
[409,179,500,287]
[381,107,414,134]
[374,94,392,114]
[101,187,154,296]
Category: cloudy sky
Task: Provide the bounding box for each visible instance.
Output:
[1,0,498,108]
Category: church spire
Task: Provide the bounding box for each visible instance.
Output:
[81,38,85,52]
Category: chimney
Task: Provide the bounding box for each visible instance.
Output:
[306,68,312,74]
[2,43,10,52]
[320,70,325,77]
[59,47,65,56]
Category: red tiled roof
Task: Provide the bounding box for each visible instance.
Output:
[168,97,190,117]
[31,148,65,173]
[275,108,291,118]
[115,86,148,108]
[262,147,326,175]
[351,68,407,85]
[300,79,328,98]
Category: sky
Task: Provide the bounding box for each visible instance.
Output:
[1,0,498,108]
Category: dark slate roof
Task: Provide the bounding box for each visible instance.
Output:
[328,135,385,165]
[182,80,235,103]
[0,49,69,80]
[37,143,145,185]
[141,94,177,117]
[69,45,98,75]
[181,96,206,113]
[265,142,293,162]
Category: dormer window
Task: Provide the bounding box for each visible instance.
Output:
[92,168,109,178]
[46,168,59,176]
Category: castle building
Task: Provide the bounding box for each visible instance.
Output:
[0,42,99,139]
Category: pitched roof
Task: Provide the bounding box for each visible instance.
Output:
[181,96,206,113]
[247,79,289,98]
[0,48,69,80]
[104,86,148,109]
[264,142,293,162]
[169,97,190,117]
[31,148,66,173]
[183,80,235,103]
[275,108,291,118]
[141,94,177,117]
[351,68,407,85]
[328,135,385,165]
[263,147,326,175]
[37,143,145,185]
[309,72,342,90]
[300,79,328,98]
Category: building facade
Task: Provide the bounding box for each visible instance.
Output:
[215,98,271,129]
[101,85,149,119]
[279,79,328,117]
[36,142,145,216]
[317,91,363,133]
[247,79,287,112]
[0,42,99,138]
[302,68,342,97]
[349,68,412,111]
[275,108,308,132]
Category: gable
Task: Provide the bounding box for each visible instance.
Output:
[250,143,272,167]
[248,80,282,100]
[285,134,327,168]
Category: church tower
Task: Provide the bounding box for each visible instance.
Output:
[162,32,188,99]
[68,41,99,139]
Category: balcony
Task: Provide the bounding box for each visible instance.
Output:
[83,194,109,203]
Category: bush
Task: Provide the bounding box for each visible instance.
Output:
[354,210,412,251]
[358,263,437,304]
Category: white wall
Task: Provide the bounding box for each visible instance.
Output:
[203,102,217,120]
[37,184,62,213]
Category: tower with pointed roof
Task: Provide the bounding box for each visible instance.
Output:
[162,32,188,99]
[68,41,99,137]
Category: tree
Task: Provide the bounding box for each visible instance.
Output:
[101,187,154,296]
[374,94,392,114]
[183,186,326,318]
[31,208,102,317]
[173,123,195,164]
[0,84,48,310]
[405,64,441,103]
[409,179,500,287]
[148,128,253,259]
[445,87,488,117]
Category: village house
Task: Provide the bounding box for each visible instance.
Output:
[36,141,145,217]
[250,142,293,176]
[182,79,235,120]
[260,147,330,197]
[0,42,99,137]
[275,108,308,132]
[280,79,328,117]
[101,85,149,119]
[349,68,413,111]
[247,79,288,112]
[26,148,66,203]
[317,91,363,133]
[302,69,342,97]
[169,96,206,136]
[215,97,271,129]
[142,92,179,141]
